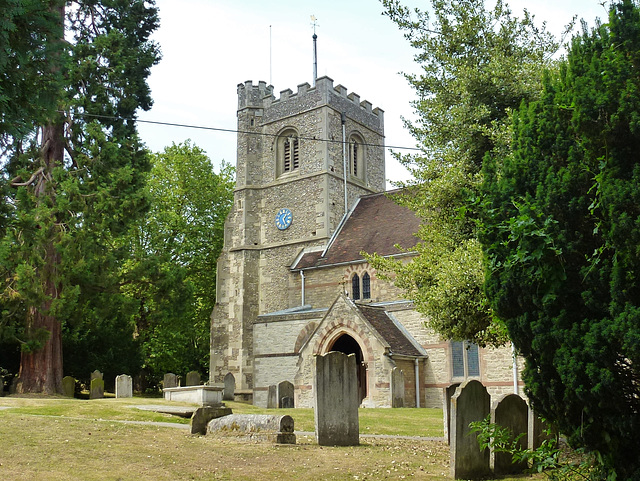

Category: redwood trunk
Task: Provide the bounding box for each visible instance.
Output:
[16,116,65,394]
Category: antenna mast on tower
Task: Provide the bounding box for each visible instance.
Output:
[311,15,319,86]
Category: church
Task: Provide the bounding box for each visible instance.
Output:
[209,76,522,408]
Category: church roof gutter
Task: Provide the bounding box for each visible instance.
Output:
[290,251,417,273]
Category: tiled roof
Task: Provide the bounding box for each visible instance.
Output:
[357,304,424,357]
[293,190,421,270]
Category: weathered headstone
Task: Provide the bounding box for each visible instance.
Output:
[90,377,105,399]
[314,351,359,446]
[443,383,460,444]
[491,393,528,474]
[267,384,278,409]
[115,374,133,398]
[190,406,233,435]
[90,370,103,381]
[185,371,201,386]
[391,367,404,408]
[0,375,4,397]
[278,380,294,408]
[62,376,75,398]
[450,379,491,479]
[528,406,554,450]
[9,376,18,394]
[223,372,235,401]
[163,372,178,388]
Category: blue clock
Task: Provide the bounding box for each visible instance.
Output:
[275,208,293,230]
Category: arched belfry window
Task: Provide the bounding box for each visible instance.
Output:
[277,128,300,177]
[352,274,361,300]
[349,133,365,180]
[362,272,371,299]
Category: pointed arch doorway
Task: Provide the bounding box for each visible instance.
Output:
[328,333,368,403]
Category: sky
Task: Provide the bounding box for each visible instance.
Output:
[137,0,610,187]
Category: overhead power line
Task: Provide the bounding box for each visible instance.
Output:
[60,111,423,152]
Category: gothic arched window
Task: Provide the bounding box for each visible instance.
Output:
[276,128,300,177]
[362,272,371,299]
[352,273,361,300]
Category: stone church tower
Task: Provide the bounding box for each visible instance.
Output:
[210,76,386,394]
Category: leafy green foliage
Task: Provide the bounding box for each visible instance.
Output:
[470,416,605,480]
[0,1,160,392]
[370,0,559,345]
[121,142,234,378]
[481,2,640,478]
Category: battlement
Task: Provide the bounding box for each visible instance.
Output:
[237,77,384,121]
[237,80,275,110]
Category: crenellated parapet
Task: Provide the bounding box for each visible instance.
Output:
[237,80,274,110]
[237,77,384,132]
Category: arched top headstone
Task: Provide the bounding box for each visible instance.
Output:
[278,380,294,408]
[115,374,133,399]
[223,372,235,401]
[491,393,528,474]
[62,376,75,398]
[450,379,491,479]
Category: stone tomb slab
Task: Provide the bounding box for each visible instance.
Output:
[163,385,223,407]
[207,414,295,444]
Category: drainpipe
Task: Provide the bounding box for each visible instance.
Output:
[415,358,420,408]
[300,270,306,306]
[341,112,348,215]
[512,343,519,395]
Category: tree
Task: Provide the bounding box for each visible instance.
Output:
[480,2,640,477]
[369,0,559,345]
[121,142,234,379]
[0,1,160,394]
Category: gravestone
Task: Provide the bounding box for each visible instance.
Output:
[9,376,18,394]
[62,376,75,398]
[163,373,178,388]
[278,380,294,408]
[450,379,491,479]
[491,393,528,474]
[186,371,201,386]
[443,383,460,444]
[90,370,103,381]
[267,384,278,409]
[391,367,404,408]
[90,377,105,399]
[190,406,233,435]
[223,372,235,401]
[115,374,133,398]
[314,351,359,446]
[528,406,554,450]
[0,375,4,397]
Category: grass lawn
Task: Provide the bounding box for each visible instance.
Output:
[0,395,538,481]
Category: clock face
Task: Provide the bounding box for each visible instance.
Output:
[275,208,293,230]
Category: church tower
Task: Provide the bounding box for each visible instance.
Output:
[210,76,385,395]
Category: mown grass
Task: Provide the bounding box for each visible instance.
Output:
[0,396,533,481]
[0,397,444,437]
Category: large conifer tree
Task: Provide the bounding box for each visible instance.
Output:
[481,1,640,477]
[0,0,160,394]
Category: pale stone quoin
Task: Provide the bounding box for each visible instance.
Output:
[209,75,524,408]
